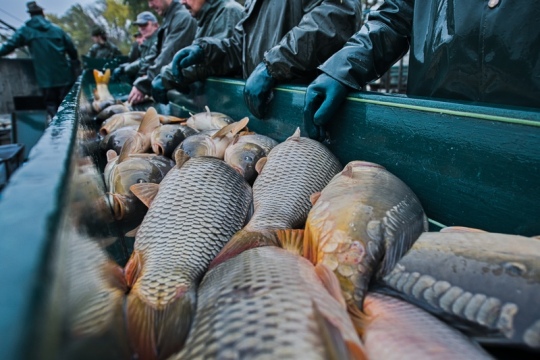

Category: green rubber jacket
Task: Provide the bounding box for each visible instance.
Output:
[0,15,78,88]
[319,0,540,109]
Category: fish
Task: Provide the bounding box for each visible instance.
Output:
[60,225,130,360]
[100,112,146,136]
[113,107,161,156]
[171,246,365,360]
[103,149,174,225]
[124,153,253,360]
[224,133,278,183]
[92,69,116,113]
[175,117,248,159]
[302,161,428,314]
[95,103,133,122]
[185,105,234,131]
[377,231,540,349]
[150,124,198,157]
[211,128,342,266]
[100,125,139,154]
[359,293,493,360]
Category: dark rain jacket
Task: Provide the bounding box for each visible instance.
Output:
[161,0,244,85]
[0,15,78,88]
[320,0,540,109]
[123,31,159,78]
[192,0,362,82]
[134,1,197,95]
[86,41,122,59]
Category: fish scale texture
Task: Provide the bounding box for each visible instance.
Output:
[133,157,252,308]
[172,247,360,359]
[249,136,342,230]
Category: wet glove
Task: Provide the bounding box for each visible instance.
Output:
[111,65,125,82]
[172,45,204,81]
[243,62,276,119]
[151,75,169,104]
[303,73,349,141]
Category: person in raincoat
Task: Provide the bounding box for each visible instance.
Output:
[166,0,362,118]
[151,0,244,103]
[86,26,122,60]
[0,1,79,117]
[128,0,196,105]
[303,0,540,140]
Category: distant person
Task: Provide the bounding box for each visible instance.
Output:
[0,1,79,117]
[127,0,196,105]
[152,0,244,101]
[128,31,144,62]
[86,26,122,59]
[112,11,160,83]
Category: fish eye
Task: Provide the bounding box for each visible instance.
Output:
[244,156,253,162]
[136,179,147,183]
[166,134,173,139]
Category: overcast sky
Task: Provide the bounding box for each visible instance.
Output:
[1,1,96,27]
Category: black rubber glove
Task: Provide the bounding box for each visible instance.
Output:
[303,73,348,141]
[243,62,276,119]
[151,75,169,104]
[171,45,204,81]
[111,65,124,82]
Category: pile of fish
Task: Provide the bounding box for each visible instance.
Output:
[63,73,539,360]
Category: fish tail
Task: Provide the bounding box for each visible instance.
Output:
[93,69,111,85]
[126,284,196,360]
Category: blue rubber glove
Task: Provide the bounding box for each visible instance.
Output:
[171,45,204,81]
[243,62,276,119]
[151,75,169,104]
[303,73,349,141]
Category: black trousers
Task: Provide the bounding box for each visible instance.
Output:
[42,85,72,117]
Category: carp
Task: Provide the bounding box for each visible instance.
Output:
[185,105,234,131]
[303,161,428,312]
[377,231,540,349]
[360,293,492,360]
[100,125,139,154]
[100,112,146,136]
[124,154,252,360]
[172,246,365,360]
[150,124,198,157]
[92,69,116,113]
[96,103,133,122]
[110,107,161,156]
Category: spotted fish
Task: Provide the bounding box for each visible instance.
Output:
[125,153,253,360]
[378,231,540,349]
[171,247,365,359]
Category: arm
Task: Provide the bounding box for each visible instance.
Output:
[0,28,27,57]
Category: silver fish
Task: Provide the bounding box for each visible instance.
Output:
[186,105,234,131]
[378,231,540,349]
[125,154,253,360]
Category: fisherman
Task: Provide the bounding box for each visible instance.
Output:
[151,0,244,103]
[164,0,362,118]
[86,26,122,60]
[0,1,79,118]
[127,0,197,105]
[128,31,144,63]
[303,0,540,140]
[112,11,160,84]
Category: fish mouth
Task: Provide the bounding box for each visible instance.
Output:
[152,143,165,155]
[108,193,125,220]
[99,127,109,136]
[231,165,245,176]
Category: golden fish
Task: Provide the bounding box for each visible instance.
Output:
[92,69,116,113]
[185,105,234,131]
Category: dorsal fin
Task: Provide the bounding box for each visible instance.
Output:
[341,163,354,178]
[211,117,249,139]
[118,137,135,162]
[138,107,160,135]
[174,149,190,167]
[286,127,301,141]
[310,192,322,206]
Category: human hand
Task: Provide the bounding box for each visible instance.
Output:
[303,73,348,141]
[243,62,276,119]
[151,75,169,104]
[128,86,146,105]
[171,45,204,80]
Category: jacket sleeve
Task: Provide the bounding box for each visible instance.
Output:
[319,0,413,90]
[0,28,27,57]
[147,12,197,81]
[263,0,362,82]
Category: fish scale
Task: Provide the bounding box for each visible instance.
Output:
[172,247,363,359]
[249,133,342,231]
[126,157,252,360]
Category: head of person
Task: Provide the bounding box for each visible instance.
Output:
[181,0,206,17]
[134,32,144,46]
[26,1,44,17]
[133,11,159,38]
[91,26,107,44]
[148,0,173,17]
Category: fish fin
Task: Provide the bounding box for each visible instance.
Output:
[139,107,160,135]
[275,229,305,256]
[231,133,240,145]
[347,300,369,338]
[118,137,135,162]
[313,301,366,360]
[124,250,143,288]
[93,69,102,84]
[341,163,354,178]
[209,229,279,270]
[102,68,111,84]
[302,223,319,265]
[310,191,322,206]
[315,263,347,309]
[159,115,187,124]
[106,149,118,163]
[205,105,211,113]
[104,260,128,292]
[125,225,140,238]
[255,157,267,174]
[211,117,249,139]
[130,183,160,208]
[174,149,190,167]
[286,127,301,141]
[440,226,486,233]
[126,292,158,360]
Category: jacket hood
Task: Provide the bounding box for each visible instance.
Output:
[26,15,51,31]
